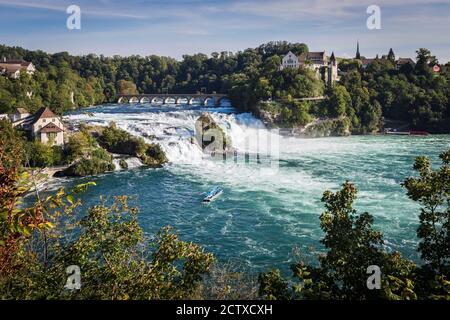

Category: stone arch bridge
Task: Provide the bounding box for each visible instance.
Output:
[117,93,229,107]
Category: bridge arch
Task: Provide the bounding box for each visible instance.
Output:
[164,97,176,104]
[129,97,139,103]
[176,97,188,105]
[140,97,150,103]
[204,97,215,107]
[152,97,164,104]
[118,96,128,104]
[189,97,202,105]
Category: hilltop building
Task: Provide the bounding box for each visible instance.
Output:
[395,58,416,70]
[280,50,339,86]
[327,52,339,85]
[354,43,416,70]
[355,41,361,60]
[281,51,300,69]
[11,107,64,146]
[299,51,328,71]
[0,58,36,79]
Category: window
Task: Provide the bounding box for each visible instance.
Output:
[43,119,46,123]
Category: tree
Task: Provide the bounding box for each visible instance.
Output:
[328,85,351,118]
[259,181,417,300]
[116,79,138,95]
[403,150,450,273]
[415,48,438,75]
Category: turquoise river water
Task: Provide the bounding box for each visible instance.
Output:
[40,103,450,274]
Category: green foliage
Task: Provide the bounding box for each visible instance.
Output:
[65,130,98,162]
[0,171,214,299]
[25,140,63,167]
[403,150,450,272]
[63,148,114,177]
[258,269,291,300]
[303,117,351,137]
[338,50,450,133]
[0,141,87,276]
[327,85,351,118]
[117,79,138,95]
[98,122,167,167]
[257,150,450,300]
[259,182,418,300]
[0,120,27,165]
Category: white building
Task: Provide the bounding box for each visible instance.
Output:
[280,51,300,70]
[280,50,338,86]
[9,107,30,122]
[0,59,36,79]
[12,107,64,146]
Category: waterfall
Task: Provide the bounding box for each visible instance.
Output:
[65,105,277,166]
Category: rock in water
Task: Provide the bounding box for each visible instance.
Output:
[194,113,232,153]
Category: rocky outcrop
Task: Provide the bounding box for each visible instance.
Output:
[302,117,351,138]
[139,143,168,167]
[194,113,232,153]
[56,147,115,177]
[97,122,168,167]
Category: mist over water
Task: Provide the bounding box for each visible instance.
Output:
[62,103,450,273]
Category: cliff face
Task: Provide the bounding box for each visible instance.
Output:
[301,117,351,137]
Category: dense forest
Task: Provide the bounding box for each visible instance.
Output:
[0,42,449,133]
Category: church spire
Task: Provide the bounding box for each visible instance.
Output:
[356,41,361,60]
[330,51,336,65]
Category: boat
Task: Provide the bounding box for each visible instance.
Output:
[384,129,430,136]
[203,186,223,203]
[409,131,430,136]
[384,129,410,135]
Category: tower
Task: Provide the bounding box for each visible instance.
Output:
[387,48,395,61]
[355,41,361,60]
[328,52,338,87]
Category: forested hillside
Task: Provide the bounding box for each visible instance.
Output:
[1,43,449,133]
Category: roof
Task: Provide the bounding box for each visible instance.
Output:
[361,58,376,65]
[330,52,336,61]
[32,107,57,121]
[0,64,22,75]
[39,122,63,133]
[396,58,415,65]
[299,51,327,63]
[307,51,326,58]
[0,60,34,76]
[16,108,29,114]
[0,60,32,67]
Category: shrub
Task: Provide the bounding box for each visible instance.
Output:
[99,122,167,167]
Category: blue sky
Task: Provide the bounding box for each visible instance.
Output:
[1,0,449,62]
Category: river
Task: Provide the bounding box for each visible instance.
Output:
[51,103,450,274]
